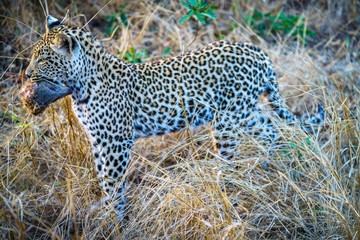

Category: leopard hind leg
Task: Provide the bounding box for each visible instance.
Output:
[214,110,279,158]
[264,71,324,132]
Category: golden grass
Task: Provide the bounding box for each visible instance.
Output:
[1,0,359,239]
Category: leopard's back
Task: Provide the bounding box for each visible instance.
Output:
[132,41,274,138]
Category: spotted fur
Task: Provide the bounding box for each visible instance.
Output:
[24,16,323,219]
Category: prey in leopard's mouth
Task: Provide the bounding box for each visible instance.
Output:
[19,80,72,115]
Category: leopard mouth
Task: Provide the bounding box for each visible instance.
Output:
[19,80,73,115]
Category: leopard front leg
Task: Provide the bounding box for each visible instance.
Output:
[93,139,133,220]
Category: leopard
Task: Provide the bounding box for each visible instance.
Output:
[20,15,324,220]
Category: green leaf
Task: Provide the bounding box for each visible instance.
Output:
[16,123,31,127]
[121,15,128,26]
[208,5,219,11]
[230,21,237,31]
[279,11,285,19]
[120,2,128,11]
[203,10,217,19]
[129,47,135,55]
[179,11,194,24]
[289,141,296,149]
[268,15,279,20]
[197,1,208,11]
[306,30,316,36]
[137,50,148,57]
[163,46,171,55]
[253,9,260,16]
[11,115,19,121]
[188,0,196,7]
[181,1,192,9]
[195,11,206,23]
[269,22,283,28]
[305,137,312,146]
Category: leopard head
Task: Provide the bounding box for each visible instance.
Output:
[20,15,86,115]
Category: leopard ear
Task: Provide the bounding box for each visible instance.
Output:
[46,15,62,32]
[50,33,73,57]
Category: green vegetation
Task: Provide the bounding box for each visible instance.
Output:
[104,2,129,37]
[118,47,150,63]
[244,9,316,44]
[1,111,20,123]
[179,0,218,24]
[163,46,171,58]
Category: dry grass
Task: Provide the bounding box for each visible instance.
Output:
[1,0,360,239]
